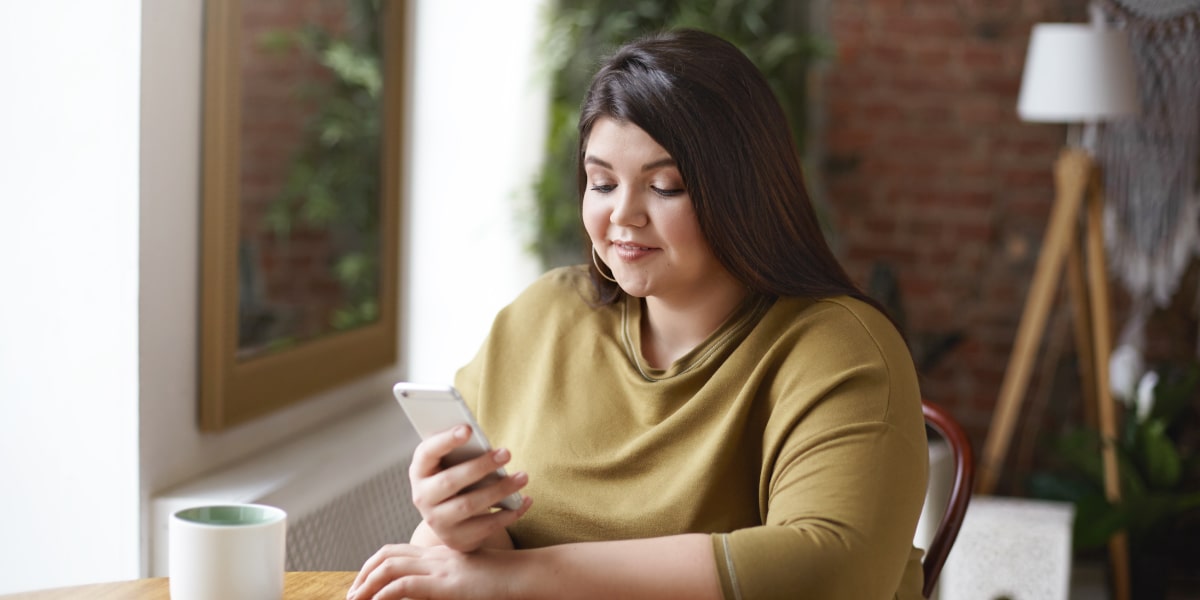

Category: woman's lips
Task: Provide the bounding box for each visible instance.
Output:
[611,240,657,261]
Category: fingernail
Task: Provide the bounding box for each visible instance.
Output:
[494,448,510,462]
[455,425,470,439]
[513,471,528,485]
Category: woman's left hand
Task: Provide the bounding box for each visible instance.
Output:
[347,543,517,600]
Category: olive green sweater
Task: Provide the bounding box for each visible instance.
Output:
[455,267,927,599]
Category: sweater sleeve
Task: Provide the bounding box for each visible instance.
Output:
[710,300,928,600]
[710,422,927,599]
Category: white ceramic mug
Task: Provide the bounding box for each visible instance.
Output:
[169,503,287,600]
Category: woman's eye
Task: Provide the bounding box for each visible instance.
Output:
[590,184,616,193]
[652,186,685,197]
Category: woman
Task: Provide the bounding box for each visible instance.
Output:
[350,29,928,600]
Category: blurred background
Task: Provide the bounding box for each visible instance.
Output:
[2,0,1197,596]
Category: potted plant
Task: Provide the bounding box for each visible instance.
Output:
[1030,359,1200,598]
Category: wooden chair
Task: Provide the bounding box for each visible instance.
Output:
[920,400,975,598]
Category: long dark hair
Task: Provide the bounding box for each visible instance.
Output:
[577,29,883,316]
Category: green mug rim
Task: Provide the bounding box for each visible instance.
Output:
[173,503,286,527]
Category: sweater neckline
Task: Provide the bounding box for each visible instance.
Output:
[620,292,774,382]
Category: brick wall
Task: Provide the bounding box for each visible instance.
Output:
[822,0,1094,467]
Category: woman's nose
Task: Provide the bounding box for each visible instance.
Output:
[609,188,648,227]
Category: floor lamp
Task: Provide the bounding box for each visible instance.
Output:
[975,22,1140,599]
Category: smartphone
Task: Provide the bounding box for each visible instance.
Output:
[392,382,522,510]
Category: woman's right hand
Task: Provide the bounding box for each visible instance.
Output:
[409,424,532,553]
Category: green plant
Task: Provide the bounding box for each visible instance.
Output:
[531,0,828,267]
[260,0,383,333]
[1030,361,1200,585]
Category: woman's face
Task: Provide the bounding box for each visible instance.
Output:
[581,117,735,304]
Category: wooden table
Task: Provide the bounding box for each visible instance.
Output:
[0,571,357,599]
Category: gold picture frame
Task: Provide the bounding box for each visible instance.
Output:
[199,0,404,430]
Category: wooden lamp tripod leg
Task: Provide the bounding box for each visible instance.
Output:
[1084,169,1130,600]
[977,147,1095,494]
[976,144,1130,598]
[1066,234,1098,428]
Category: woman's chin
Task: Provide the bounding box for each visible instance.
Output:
[614,276,652,298]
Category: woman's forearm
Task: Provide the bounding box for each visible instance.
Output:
[410,520,516,550]
[508,533,722,600]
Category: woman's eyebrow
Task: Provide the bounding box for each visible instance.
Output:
[583,156,612,169]
[582,156,676,171]
[641,157,676,172]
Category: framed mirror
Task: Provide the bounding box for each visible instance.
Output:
[200,0,404,430]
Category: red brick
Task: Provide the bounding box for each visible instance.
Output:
[973,73,1023,97]
[859,101,906,122]
[905,101,957,122]
[961,45,1008,72]
[863,216,898,237]
[888,15,967,39]
[909,45,956,66]
[958,100,1008,125]
[953,222,993,242]
[827,129,877,152]
[907,137,977,158]
[871,0,911,15]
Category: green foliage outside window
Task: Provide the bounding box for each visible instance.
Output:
[260,0,383,334]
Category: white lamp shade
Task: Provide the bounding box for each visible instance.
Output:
[1017,23,1141,123]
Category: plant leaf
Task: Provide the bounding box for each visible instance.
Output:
[1073,495,1127,549]
[1027,471,1102,503]
[1139,419,1182,489]
[1151,362,1200,426]
[1053,427,1147,497]
[258,29,296,53]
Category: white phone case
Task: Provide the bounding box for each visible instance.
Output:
[392,382,522,510]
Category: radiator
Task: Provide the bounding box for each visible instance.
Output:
[151,401,423,576]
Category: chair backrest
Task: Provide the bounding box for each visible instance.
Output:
[920,400,975,598]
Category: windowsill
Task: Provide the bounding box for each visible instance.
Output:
[148,399,418,575]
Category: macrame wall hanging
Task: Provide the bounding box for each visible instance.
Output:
[1094,0,1200,366]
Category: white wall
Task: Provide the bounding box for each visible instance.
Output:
[0,0,546,593]
[403,1,547,382]
[0,1,143,591]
